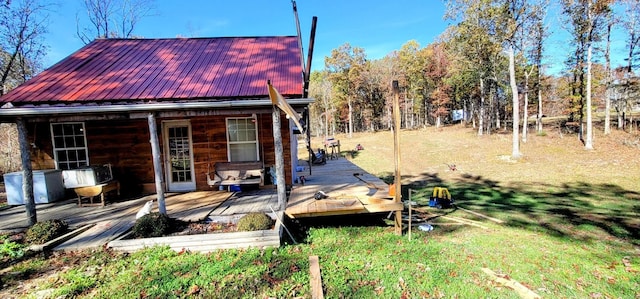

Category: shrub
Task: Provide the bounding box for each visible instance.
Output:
[25,219,68,244]
[237,213,274,231]
[132,213,174,238]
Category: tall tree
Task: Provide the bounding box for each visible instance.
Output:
[603,9,613,135]
[0,0,49,95]
[308,70,335,138]
[425,42,452,128]
[445,0,503,136]
[563,0,613,149]
[532,2,548,135]
[397,40,426,129]
[76,0,155,43]
[324,43,367,138]
[619,0,640,131]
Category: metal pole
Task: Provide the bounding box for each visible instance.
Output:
[408,188,412,241]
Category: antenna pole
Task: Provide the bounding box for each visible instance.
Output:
[291,1,306,78]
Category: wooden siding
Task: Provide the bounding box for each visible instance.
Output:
[26,111,293,195]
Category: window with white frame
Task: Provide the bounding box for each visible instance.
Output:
[50,122,89,170]
[226,117,259,161]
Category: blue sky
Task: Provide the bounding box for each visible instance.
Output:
[44,1,449,72]
[43,1,628,74]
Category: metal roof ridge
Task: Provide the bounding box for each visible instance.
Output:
[92,36,298,41]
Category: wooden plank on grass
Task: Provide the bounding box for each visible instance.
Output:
[441,215,489,230]
[309,255,324,299]
[456,206,504,224]
[481,268,541,299]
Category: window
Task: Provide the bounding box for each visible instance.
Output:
[226,117,259,161]
[50,123,88,170]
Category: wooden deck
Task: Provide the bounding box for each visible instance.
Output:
[54,191,233,251]
[286,158,403,218]
[0,191,237,251]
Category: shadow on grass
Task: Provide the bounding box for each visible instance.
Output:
[404,172,640,245]
[284,213,392,245]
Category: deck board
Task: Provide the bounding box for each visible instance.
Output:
[286,158,402,218]
[210,188,279,216]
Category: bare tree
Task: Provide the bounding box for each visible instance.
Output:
[76,0,155,44]
[0,0,50,96]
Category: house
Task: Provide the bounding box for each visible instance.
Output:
[0,37,312,198]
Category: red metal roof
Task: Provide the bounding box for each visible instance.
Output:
[0,37,303,104]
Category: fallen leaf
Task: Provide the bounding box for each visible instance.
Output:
[186,284,200,296]
[622,256,632,267]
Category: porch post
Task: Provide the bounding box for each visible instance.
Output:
[147,113,167,214]
[272,106,287,210]
[392,81,403,236]
[16,118,36,226]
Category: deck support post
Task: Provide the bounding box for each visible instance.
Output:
[148,113,167,214]
[16,118,37,226]
[392,81,402,236]
[272,106,287,210]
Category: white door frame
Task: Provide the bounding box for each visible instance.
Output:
[162,120,196,192]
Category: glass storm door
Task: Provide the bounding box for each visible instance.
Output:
[163,121,196,191]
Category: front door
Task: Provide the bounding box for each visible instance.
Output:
[163,121,196,192]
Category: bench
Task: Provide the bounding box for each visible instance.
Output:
[206,161,264,188]
[74,180,120,207]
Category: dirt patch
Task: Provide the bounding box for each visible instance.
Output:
[172,221,237,235]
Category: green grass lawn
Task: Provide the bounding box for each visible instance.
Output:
[1,126,639,298]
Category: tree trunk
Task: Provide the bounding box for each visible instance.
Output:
[16,118,36,226]
[537,87,543,133]
[147,113,166,214]
[495,81,500,130]
[272,107,287,210]
[509,45,520,159]
[478,78,484,136]
[488,84,493,135]
[617,99,624,129]
[348,98,353,138]
[604,19,612,135]
[585,36,594,150]
[522,72,530,143]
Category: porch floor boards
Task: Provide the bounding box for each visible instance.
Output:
[286,158,403,218]
[209,188,280,216]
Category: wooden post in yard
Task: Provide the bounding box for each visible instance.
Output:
[147,113,166,214]
[272,105,287,210]
[309,255,324,299]
[16,118,36,226]
[392,80,402,235]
